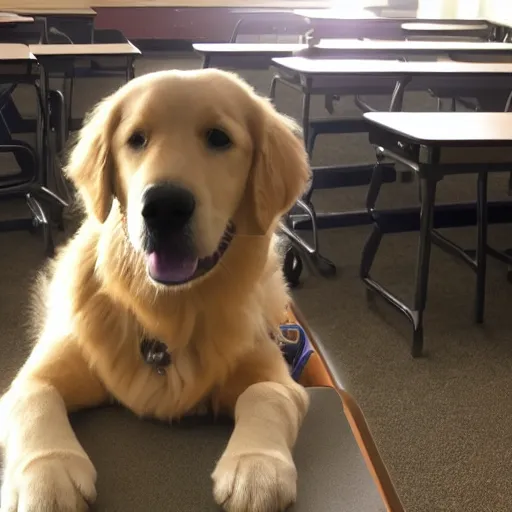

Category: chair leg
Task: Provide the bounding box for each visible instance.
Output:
[324,95,334,114]
[303,129,317,204]
[411,178,437,358]
[67,76,75,136]
[475,172,488,324]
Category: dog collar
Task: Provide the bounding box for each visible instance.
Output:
[140,338,172,375]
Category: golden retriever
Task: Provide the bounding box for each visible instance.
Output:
[0,68,311,512]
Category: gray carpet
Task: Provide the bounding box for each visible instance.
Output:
[1,53,512,512]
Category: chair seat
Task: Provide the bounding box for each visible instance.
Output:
[67,387,386,511]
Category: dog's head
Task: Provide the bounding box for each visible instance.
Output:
[66,69,310,287]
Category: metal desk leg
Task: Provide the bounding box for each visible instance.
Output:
[202,56,210,69]
[361,158,438,357]
[127,57,135,81]
[36,68,49,189]
[360,156,385,283]
[475,172,488,324]
[301,82,312,147]
[38,67,67,229]
[411,178,437,357]
[503,91,512,196]
[389,77,414,184]
[32,69,56,256]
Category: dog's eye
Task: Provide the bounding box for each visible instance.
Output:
[206,129,231,150]
[127,131,147,150]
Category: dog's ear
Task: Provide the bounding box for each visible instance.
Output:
[249,98,310,234]
[65,95,120,223]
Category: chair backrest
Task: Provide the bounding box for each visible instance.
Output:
[230,13,310,44]
[92,29,128,44]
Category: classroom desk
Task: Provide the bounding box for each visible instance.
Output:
[29,43,141,200]
[0,43,64,256]
[362,112,512,356]
[29,42,140,59]
[29,42,141,99]
[271,57,512,279]
[14,8,97,44]
[298,38,512,59]
[67,387,395,512]
[0,301,403,511]
[194,42,303,69]
[195,39,512,71]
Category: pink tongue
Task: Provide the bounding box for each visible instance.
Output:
[147,250,198,284]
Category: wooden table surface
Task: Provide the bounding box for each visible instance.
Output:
[0,43,35,60]
[12,8,96,16]
[0,12,33,23]
[29,42,141,57]
[364,112,512,145]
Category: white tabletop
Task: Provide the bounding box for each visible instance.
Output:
[194,39,512,57]
[314,38,512,52]
[272,57,512,76]
[401,22,489,32]
[364,112,512,144]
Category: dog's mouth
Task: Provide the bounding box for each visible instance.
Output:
[146,221,236,286]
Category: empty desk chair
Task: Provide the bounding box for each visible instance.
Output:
[230,10,311,44]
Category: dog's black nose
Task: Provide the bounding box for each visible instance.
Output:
[142,183,196,231]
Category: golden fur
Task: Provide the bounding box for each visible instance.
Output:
[0,69,311,512]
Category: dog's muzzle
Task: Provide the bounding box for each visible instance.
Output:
[140,182,235,286]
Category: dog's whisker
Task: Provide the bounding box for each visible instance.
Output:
[218,260,236,279]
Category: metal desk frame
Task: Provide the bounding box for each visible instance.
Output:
[362,112,512,357]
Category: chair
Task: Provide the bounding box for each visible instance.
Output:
[229,12,310,44]
[0,17,47,44]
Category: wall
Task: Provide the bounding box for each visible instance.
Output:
[0,0,329,7]
[481,0,512,23]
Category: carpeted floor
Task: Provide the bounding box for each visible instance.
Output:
[1,53,512,512]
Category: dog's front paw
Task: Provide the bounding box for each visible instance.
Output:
[212,454,297,512]
[1,455,97,512]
